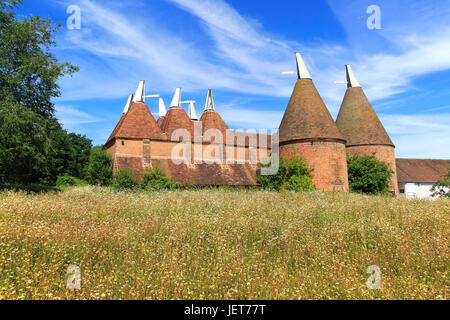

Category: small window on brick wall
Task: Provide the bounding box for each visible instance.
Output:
[121,140,125,146]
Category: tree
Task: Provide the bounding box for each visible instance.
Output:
[0,0,78,118]
[0,0,81,186]
[66,133,93,179]
[257,155,315,192]
[0,100,48,185]
[431,169,450,198]
[85,147,113,186]
[347,153,393,195]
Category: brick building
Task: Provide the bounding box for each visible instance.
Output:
[106,52,403,192]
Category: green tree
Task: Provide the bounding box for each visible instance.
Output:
[347,153,393,195]
[257,155,315,192]
[0,0,80,186]
[0,0,78,118]
[0,100,48,185]
[431,169,450,198]
[66,133,93,179]
[85,147,113,186]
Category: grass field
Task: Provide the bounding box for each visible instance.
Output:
[0,187,448,300]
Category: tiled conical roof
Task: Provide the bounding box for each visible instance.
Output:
[200,111,228,135]
[162,107,194,138]
[108,102,163,142]
[157,117,165,131]
[279,79,345,143]
[336,66,394,147]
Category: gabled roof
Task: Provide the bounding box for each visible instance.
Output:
[107,102,162,144]
[396,159,450,183]
[336,66,393,147]
[279,79,345,143]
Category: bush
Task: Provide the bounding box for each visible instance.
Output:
[142,165,180,191]
[285,175,315,192]
[257,154,315,192]
[431,169,450,198]
[85,147,113,186]
[113,169,139,190]
[347,153,393,195]
[56,175,81,188]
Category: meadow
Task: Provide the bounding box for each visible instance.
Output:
[0,187,448,300]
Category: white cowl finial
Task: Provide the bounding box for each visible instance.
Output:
[345,64,361,88]
[159,98,167,118]
[123,94,134,114]
[204,89,215,112]
[188,101,198,121]
[132,80,145,103]
[295,52,312,80]
[170,87,181,108]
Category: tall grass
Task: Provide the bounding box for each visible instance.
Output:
[0,187,448,300]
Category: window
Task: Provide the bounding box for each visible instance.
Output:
[121,141,125,146]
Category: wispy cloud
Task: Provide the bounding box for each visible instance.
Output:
[52,0,450,157]
[380,113,450,158]
[55,105,102,131]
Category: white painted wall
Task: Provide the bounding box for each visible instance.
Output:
[399,182,449,200]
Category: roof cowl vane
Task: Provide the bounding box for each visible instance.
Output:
[170,87,182,108]
[345,64,361,88]
[295,52,312,80]
[159,98,167,118]
[204,89,215,112]
[123,93,134,114]
[282,52,312,80]
[187,101,198,121]
[132,80,145,103]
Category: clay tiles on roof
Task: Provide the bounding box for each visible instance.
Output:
[336,87,394,147]
[162,107,194,138]
[108,102,163,143]
[200,111,229,136]
[279,79,345,144]
[157,117,165,131]
[396,159,450,182]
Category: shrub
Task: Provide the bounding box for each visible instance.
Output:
[85,147,113,186]
[347,153,393,195]
[285,175,315,192]
[56,174,81,188]
[257,154,315,191]
[142,165,180,191]
[113,169,139,190]
[431,169,450,198]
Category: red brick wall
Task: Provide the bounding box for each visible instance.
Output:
[280,141,349,192]
[346,145,399,195]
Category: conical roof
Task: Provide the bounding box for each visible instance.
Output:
[200,110,228,135]
[162,107,194,138]
[336,66,394,147]
[109,102,163,142]
[279,79,345,143]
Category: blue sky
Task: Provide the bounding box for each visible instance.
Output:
[17,0,450,158]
